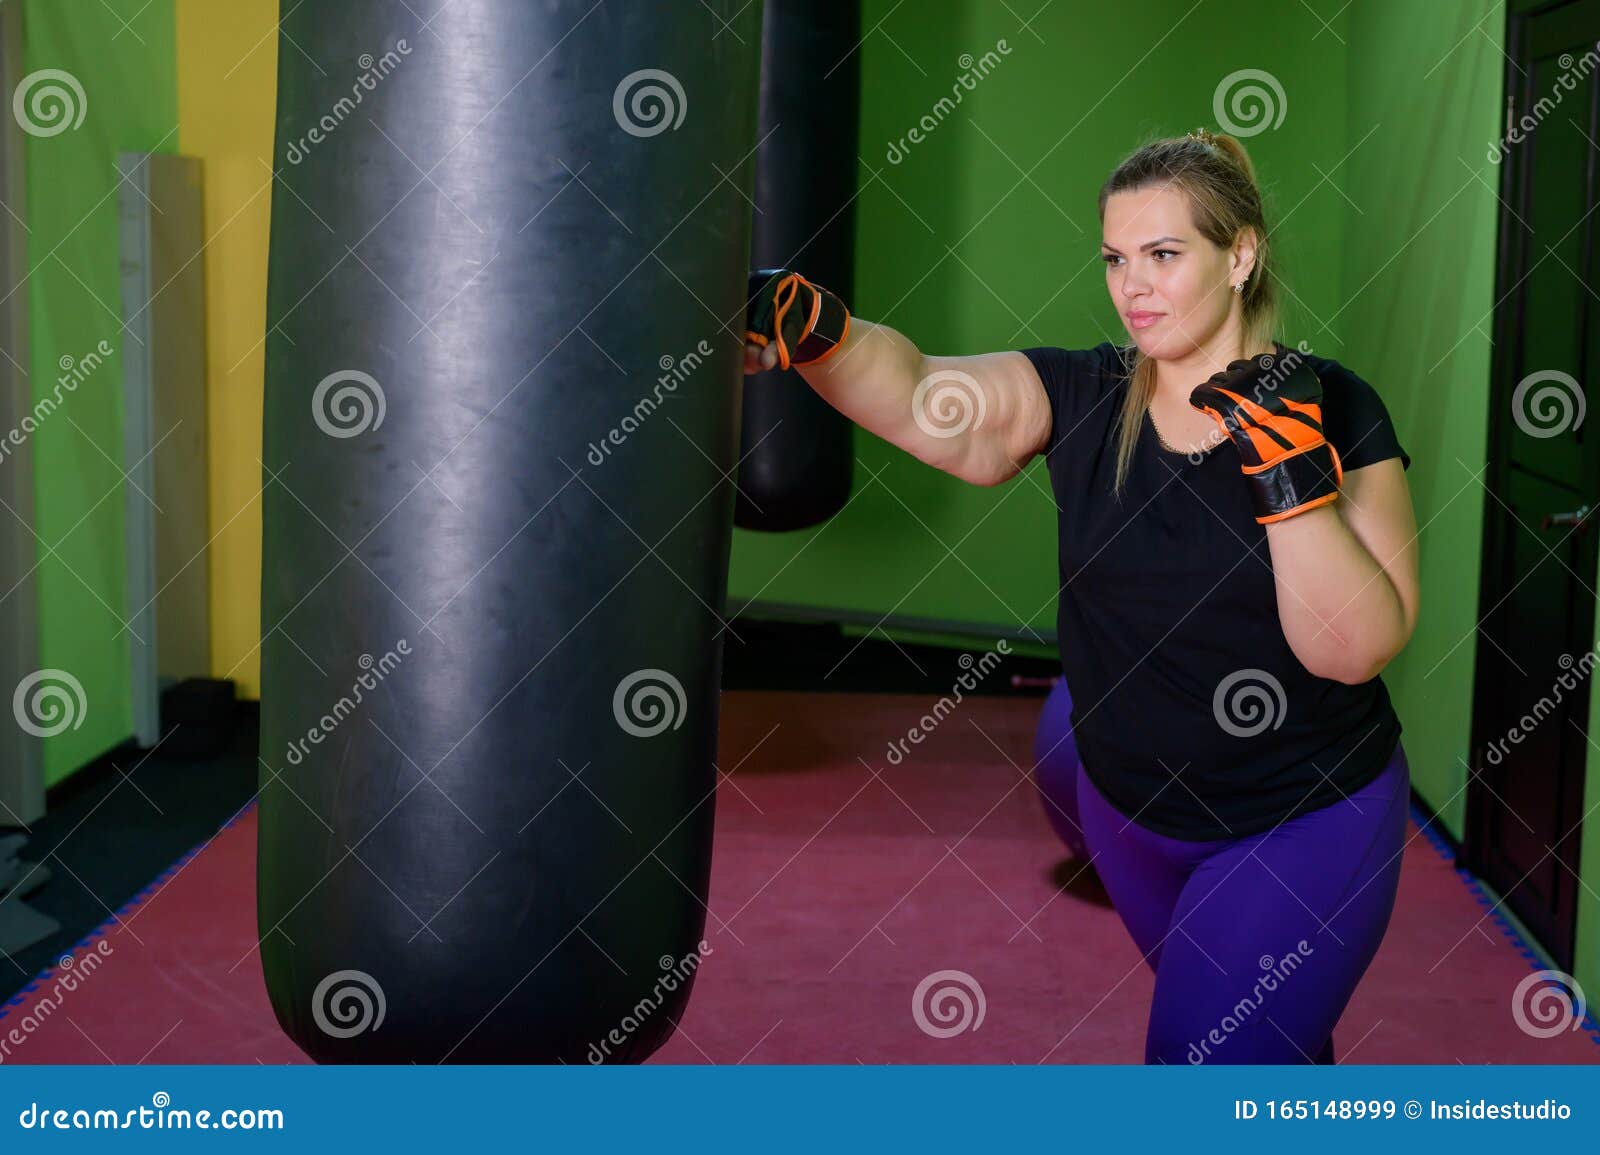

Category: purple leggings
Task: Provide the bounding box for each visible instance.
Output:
[1075,742,1409,1065]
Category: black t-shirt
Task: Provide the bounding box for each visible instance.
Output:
[1020,341,1411,841]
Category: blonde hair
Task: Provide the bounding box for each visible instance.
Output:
[1098,129,1281,495]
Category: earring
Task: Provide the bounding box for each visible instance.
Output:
[1232,281,1245,294]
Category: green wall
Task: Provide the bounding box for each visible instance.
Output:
[1340,0,1502,848]
[21,0,177,783]
[727,0,1354,644]
[728,0,1600,996]
[1316,0,1599,1007]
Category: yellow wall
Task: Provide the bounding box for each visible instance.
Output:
[175,0,277,699]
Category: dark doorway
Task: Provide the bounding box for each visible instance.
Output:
[1466,0,1600,971]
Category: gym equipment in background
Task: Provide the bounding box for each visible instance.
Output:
[0,833,56,955]
[734,0,857,532]
[258,1,762,1063]
[158,678,238,759]
[117,151,212,750]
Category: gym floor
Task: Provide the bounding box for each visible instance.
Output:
[3,624,1597,1064]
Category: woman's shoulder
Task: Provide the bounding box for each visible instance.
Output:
[1295,344,1371,392]
[1291,345,1412,471]
[1016,342,1133,459]
[1295,345,1401,411]
[1017,341,1133,391]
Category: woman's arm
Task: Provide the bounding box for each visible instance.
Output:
[746,318,1052,486]
[1265,458,1420,684]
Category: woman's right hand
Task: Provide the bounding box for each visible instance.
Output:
[743,339,780,375]
[744,268,851,373]
[739,268,1047,485]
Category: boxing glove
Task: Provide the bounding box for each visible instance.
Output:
[1188,345,1343,524]
[745,268,851,371]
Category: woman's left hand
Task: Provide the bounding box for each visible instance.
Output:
[1189,348,1343,525]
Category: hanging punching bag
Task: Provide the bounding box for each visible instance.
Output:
[257,1,761,1063]
[734,0,858,532]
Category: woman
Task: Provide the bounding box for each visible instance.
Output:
[743,129,1419,1065]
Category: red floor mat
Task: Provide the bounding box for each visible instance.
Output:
[4,691,1596,1064]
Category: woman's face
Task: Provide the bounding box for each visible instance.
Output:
[1101,185,1243,360]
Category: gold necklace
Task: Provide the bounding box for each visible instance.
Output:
[1145,405,1187,452]
[1147,404,1220,457]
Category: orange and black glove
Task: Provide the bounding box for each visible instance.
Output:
[1188,346,1343,525]
[745,268,851,371]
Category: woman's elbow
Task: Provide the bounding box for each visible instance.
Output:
[949,427,1038,487]
[1297,648,1376,685]
[1322,654,1388,686]
[961,458,1025,487]
[1310,634,1410,685]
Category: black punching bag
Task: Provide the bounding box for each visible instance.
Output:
[734,0,858,531]
[257,1,761,1063]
